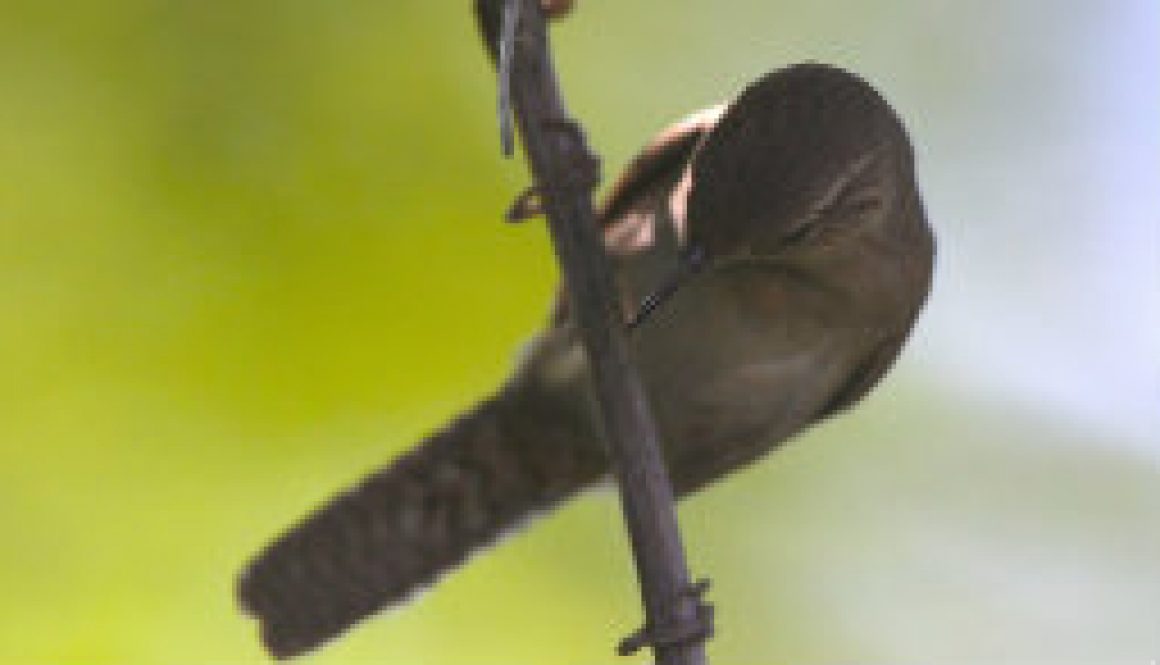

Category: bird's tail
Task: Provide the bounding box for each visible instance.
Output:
[236,383,606,659]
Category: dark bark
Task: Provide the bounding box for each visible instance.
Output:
[474,2,711,664]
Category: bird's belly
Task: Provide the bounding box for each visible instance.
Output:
[630,273,857,465]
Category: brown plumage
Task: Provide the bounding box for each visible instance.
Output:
[237,63,935,658]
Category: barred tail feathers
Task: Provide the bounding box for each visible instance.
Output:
[237,386,605,658]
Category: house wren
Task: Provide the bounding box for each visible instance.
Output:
[237,63,935,658]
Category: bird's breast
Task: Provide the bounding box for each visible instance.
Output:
[627,263,863,458]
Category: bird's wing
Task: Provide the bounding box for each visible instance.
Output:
[597,104,725,230]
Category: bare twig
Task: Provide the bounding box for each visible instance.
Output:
[474,2,712,664]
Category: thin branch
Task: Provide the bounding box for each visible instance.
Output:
[475,2,712,664]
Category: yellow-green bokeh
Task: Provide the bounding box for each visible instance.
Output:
[2,2,1156,664]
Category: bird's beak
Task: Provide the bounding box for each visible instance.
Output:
[626,245,707,330]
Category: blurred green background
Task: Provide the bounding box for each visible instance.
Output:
[1,1,1156,664]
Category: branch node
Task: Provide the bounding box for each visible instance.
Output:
[505,119,599,223]
[505,185,545,222]
[539,116,602,197]
[617,578,715,657]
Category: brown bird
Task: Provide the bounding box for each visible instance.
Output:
[237,63,935,659]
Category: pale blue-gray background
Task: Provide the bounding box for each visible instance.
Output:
[1,1,1155,663]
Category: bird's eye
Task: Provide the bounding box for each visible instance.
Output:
[842,191,883,215]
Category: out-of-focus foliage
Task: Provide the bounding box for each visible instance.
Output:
[1,2,1156,664]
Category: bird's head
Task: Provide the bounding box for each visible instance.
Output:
[628,64,922,328]
[686,63,916,266]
